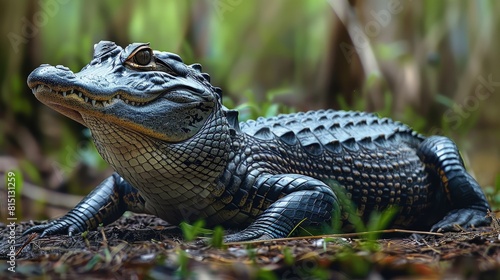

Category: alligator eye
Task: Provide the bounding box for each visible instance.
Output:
[125,45,156,70]
[134,49,152,66]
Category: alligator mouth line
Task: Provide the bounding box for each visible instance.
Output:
[32,84,154,108]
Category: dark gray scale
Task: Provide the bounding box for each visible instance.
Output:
[241,110,431,223]
[271,123,298,146]
[240,110,424,149]
[295,127,323,156]
[252,127,274,141]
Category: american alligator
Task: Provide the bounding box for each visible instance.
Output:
[25,41,491,242]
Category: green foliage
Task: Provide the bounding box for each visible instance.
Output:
[337,89,390,117]
[180,220,210,242]
[178,220,228,245]
[52,126,80,174]
[43,127,107,195]
[400,106,428,134]
[364,208,399,238]
[9,74,32,116]
[103,247,112,264]
[79,142,108,170]
[484,173,500,210]
[19,160,40,186]
[210,226,225,248]
[337,91,364,113]
[254,269,278,280]
[334,247,373,278]
[180,220,229,244]
[434,93,482,137]
[327,181,398,243]
[308,265,330,280]
[282,247,294,266]
[227,88,296,121]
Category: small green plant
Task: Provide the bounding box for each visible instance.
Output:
[365,207,399,238]
[180,220,211,241]
[282,247,294,266]
[324,181,366,233]
[180,220,229,246]
[210,226,225,248]
[83,254,102,272]
[326,180,398,244]
[81,230,90,248]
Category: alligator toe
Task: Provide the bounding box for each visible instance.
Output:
[431,208,491,232]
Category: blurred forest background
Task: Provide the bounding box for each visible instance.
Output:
[0,0,499,221]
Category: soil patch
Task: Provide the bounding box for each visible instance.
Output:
[1,214,500,279]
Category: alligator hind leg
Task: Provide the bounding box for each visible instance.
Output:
[223,174,338,242]
[417,136,491,232]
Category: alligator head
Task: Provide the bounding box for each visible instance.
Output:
[27,41,223,142]
[28,42,235,219]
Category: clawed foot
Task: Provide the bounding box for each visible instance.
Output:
[23,218,84,238]
[431,208,491,232]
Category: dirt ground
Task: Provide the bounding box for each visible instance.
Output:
[1,214,500,279]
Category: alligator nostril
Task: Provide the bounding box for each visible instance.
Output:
[55,65,71,71]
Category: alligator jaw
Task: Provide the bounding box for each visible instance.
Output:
[30,84,157,126]
[30,83,190,142]
[32,84,108,125]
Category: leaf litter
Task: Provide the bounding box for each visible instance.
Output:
[1,213,500,279]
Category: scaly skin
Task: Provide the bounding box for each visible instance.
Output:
[24,41,491,242]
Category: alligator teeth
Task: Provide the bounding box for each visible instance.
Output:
[33,85,140,108]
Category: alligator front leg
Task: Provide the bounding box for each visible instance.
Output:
[224,174,338,242]
[23,172,147,237]
[417,136,491,231]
